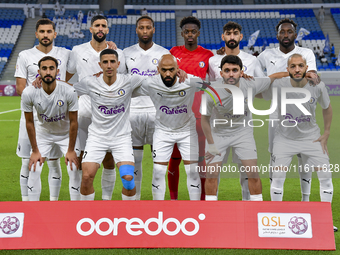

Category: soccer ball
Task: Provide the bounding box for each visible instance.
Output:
[288,216,308,235]
[0,216,20,235]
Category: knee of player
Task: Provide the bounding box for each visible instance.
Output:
[119,165,135,190]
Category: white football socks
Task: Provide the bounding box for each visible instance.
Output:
[80,192,95,200]
[27,162,44,201]
[67,162,81,200]
[152,163,167,200]
[184,163,201,200]
[133,149,143,200]
[47,159,62,201]
[20,158,30,201]
[270,170,286,201]
[298,155,312,202]
[101,168,116,200]
[122,194,136,200]
[239,163,250,201]
[317,170,333,203]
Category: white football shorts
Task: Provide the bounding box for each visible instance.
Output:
[152,129,199,162]
[82,133,134,164]
[208,131,257,164]
[272,133,329,168]
[130,111,155,147]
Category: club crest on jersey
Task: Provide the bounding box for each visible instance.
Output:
[56,100,64,107]
[179,90,186,97]
[152,58,159,65]
[199,61,205,68]
[57,59,62,65]
[244,97,248,104]
[309,97,315,104]
[118,89,125,96]
[242,65,248,72]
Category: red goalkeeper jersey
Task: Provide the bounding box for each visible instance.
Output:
[170,45,214,118]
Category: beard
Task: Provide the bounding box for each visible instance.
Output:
[225,39,239,49]
[40,38,53,47]
[139,36,152,45]
[224,77,240,85]
[161,75,176,87]
[42,75,56,84]
[280,38,295,49]
[289,70,306,82]
[93,32,106,43]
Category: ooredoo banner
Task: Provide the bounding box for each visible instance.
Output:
[0,201,335,250]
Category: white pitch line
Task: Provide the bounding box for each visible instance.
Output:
[0,109,20,115]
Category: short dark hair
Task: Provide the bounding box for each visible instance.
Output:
[223,21,242,33]
[100,49,118,60]
[180,16,201,30]
[275,18,297,32]
[91,15,108,26]
[38,56,58,68]
[36,18,55,31]
[136,15,154,27]
[220,55,243,70]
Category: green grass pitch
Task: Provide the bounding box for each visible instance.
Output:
[0,96,339,254]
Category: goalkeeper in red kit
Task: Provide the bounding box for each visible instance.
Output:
[168,16,214,200]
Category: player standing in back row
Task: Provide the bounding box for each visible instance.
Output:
[168,16,214,200]
[15,19,72,201]
[66,15,127,200]
[123,15,169,200]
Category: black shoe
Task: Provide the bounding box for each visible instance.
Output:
[334,226,338,232]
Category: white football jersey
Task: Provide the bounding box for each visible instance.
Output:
[208,50,265,81]
[264,78,330,140]
[201,77,271,136]
[133,74,197,132]
[257,45,317,75]
[73,74,144,139]
[21,81,78,135]
[123,43,170,111]
[15,46,71,86]
[67,41,126,80]
[67,41,126,118]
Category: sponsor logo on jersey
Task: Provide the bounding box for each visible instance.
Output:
[152,58,159,65]
[40,112,66,122]
[309,97,315,104]
[76,211,205,237]
[57,100,64,107]
[160,105,188,114]
[98,104,125,115]
[223,111,248,119]
[284,113,311,123]
[178,90,186,97]
[131,68,157,76]
[118,89,125,96]
[199,61,205,68]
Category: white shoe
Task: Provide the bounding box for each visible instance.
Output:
[334,226,338,232]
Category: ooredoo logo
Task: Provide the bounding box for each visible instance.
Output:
[76,212,206,237]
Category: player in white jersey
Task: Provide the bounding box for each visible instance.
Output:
[15,19,71,201]
[264,54,334,225]
[201,55,286,201]
[67,15,126,200]
[133,54,201,200]
[123,15,170,200]
[208,21,265,201]
[257,18,318,202]
[73,49,144,201]
[21,56,80,201]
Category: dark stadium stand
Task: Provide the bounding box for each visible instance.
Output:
[0,9,25,77]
